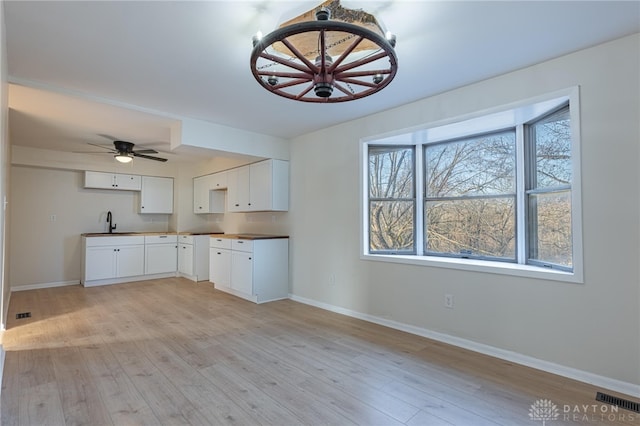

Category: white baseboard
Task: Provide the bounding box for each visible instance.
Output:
[11,280,79,292]
[289,294,640,398]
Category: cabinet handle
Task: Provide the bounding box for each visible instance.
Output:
[237,241,244,244]
[249,257,252,260]
[234,203,240,207]
[217,252,221,255]
[159,235,167,238]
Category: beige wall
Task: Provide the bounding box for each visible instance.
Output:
[289,34,640,389]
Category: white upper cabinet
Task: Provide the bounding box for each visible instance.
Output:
[211,171,228,190]
[84,171,141,191]
[227,159,289,212]
[140,176,173,214]
[193,173,225,214]
[227,166,251,212]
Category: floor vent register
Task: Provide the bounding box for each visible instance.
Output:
[596,391,640,413]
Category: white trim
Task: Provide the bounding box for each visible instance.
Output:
[82,272,175,288]
[289,294,640,398]
[11,280,79,292]
[361,253,581,284]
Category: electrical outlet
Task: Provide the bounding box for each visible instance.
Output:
[49,214,57,222]
[444,294,454,309]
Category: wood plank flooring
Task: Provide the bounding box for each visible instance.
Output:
[1,277,638,425]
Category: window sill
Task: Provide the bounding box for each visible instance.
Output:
[361,253,582,284]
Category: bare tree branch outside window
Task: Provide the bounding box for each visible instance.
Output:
[369,146,415,253]
[528,106,572,268]
[425,131,516,259]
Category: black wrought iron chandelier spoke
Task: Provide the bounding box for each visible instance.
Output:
[250,1,397,103]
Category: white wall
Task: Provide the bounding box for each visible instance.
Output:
[289,34,640,389]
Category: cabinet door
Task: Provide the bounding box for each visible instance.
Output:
[141,176,173,214]
[84,171,115,189]
[211,171,228,190]
[231,250,253,295]
[85,246,117,280]
[249,160,272,211]
[193,176,209,213]
[210,248,231,289]
[115,174,142,190]
[227,166,251,212]
[145,243,177,274]
[178,244,194,276]
[117,245,145,278]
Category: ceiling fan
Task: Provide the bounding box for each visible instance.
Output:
[85,140,168,163]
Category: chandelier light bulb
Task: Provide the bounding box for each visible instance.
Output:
[385,31,397,48]
[252,31,263,47]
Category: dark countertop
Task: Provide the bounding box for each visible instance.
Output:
[178,232,224,236]
[82,231,224,237]
[82,232,172,237]
[212,234,289,240]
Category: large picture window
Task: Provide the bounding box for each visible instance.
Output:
[425,130,516,261]
[363,91,581,281]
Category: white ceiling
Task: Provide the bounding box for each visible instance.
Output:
[4,0,639,162]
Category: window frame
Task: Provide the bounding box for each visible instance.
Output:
[367,145,417,255]
[360,87,583,284]
[423,128,518,263]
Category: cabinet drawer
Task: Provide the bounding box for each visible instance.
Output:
[85,236,144,247]
[145,235,177,244]
[179,235,194,245]
[232,239,253,252]
[210,237,232,249]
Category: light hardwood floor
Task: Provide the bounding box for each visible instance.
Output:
[1,277,638,425]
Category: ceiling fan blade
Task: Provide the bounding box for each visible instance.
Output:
[87,142,116,152]
[133,149,159,154]
[98,133,119,141]
[72,150,113,154]
[133,152,167,162]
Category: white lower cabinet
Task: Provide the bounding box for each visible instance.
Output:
[209,236,288,303]
[178,243,194,276]
[209,245,231,291]
[82,236,145,286]
[231,250,253,295]
[177,234,211,281]
[144,235,178,275]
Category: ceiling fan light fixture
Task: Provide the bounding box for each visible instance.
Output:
[250,0,398,103]
[115,153,133,163]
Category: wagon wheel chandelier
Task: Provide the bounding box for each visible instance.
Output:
[250,0,398,103]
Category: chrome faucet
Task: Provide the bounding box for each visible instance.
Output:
[106,211,116,234]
